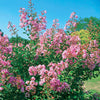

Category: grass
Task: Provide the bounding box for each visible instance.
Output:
[85,75,100,94]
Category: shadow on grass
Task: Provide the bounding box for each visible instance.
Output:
[84,90,100,100]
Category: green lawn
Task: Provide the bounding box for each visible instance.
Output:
[85,75,100,94]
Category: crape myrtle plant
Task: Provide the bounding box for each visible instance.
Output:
[0,0,100,99]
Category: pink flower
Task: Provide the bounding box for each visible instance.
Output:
[21,87,24,92]
[13,25,15,27]
[27,28,29,31]
[30,80,36,86]
[7,22,11,29]
[21,14,26,19]
[82,54,87,59]
[23,19,28,23]
[26,81,30,84]
[39,68,46,76]
[31,77,35,81]
[64,61,69,68]
[44,10,47,14]
[20,23,25,28]
[90,54,94,58]
[1,69,9,74]
[75,15,78,18]
[94,40,97,44]
[88,64,95,70]
[83,49,87,53]
[18,43,23,47]
[39,78,45,86]
[28,21,31,25]
[0,87,3,91]
[72,22,76,27]
[19,10,21,13]
[1,60,7,66]
[66,22,70,26]
[70,12,75,18]
[29,17,33,20]
[22,8,25,11]
[26,86,31,91]
[64,26,66,30]
[28,66,37,76]
[0,31,2,35]
[62,50,67,59]
[53,19,55,23]
[25,92,30,97]
[30,34,37,40]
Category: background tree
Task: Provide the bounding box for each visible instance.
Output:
[9,36,29,45]
[76,17,100,31]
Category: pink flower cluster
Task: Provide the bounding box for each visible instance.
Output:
[8,21,18,35]
[82,40,100,70]
[1,69,11,79]
[62,44,80,59]
[0,59,11,68]
[64,12,78,31]
[28,60,70,92]
[0,33,25,92]
[48,60,68,75]
[36,28,53,55]
[19,7,46,40]
[36,30,81,56]
[35,25,99,72]
[0,32,12,76]
[25,77,37,92]
[52,19,59,29]
[62,38,100,70]
[8,76,25,92]
[0,34,12,54]
[36,29,66,56]
[50,78,70,92]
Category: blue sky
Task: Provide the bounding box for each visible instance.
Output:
[0,0,100,38]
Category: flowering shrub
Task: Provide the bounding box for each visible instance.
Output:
[0,0,100,99]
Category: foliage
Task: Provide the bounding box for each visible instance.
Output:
[84,90,100,100]
[9,36,29,45]
[76,17,100,31]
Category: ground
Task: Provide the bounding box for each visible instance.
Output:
[85,75,100,94]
